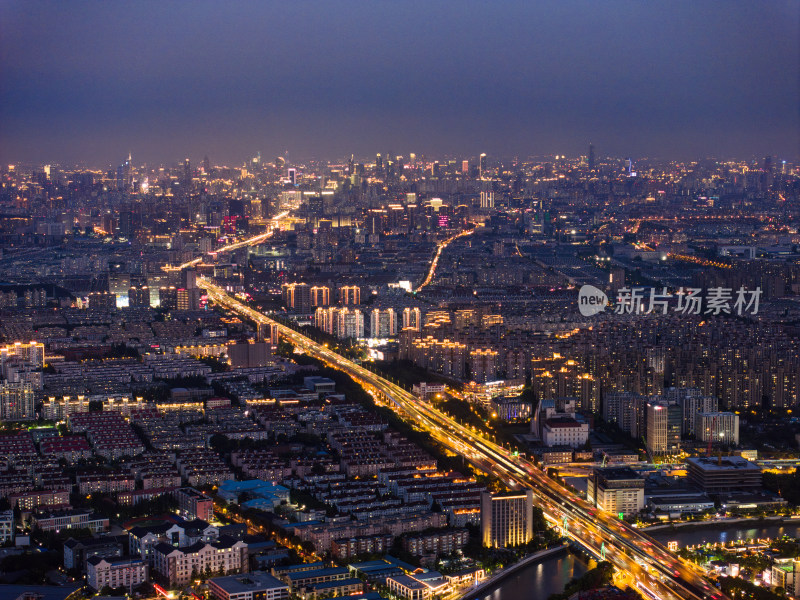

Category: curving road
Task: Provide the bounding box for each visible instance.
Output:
[163,210,292,271]
[202,279,725,600]
[414,225,481,292]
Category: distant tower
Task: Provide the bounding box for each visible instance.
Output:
[123,152,132,193]
[376,153,383,172]
[626,157,634,177]
[288,168,297,186]
[203,155,210,174]
[479,153,488,178]
[183,158,191,189]
[588,144,595,170]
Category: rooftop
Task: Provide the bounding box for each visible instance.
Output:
[208,572,288,593]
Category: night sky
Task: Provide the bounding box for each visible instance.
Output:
[1,1,798,166]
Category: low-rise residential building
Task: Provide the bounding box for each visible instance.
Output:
[64,537,124,572]
[153,537,248,587]
[175,487,214,521]
[402,529,469,557]
[87,556,149,591]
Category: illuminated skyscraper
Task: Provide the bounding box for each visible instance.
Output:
[481,490,535,548]
[588,143,595,170]
[479,153,487,178]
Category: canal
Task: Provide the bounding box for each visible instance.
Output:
[473,552,587,600]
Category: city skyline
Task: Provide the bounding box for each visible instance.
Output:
[1,1,798,165]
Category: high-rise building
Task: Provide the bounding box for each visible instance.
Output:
[183,158,191,189]
[480,490,535,548]
[0,382,35,421]
[0,342,44,371]
[159,287,178,310]
[402,307,422,331]
[370,309,397,338]
[461,160,469,174]
[181,269,198,290]
[662,387,718,436]
[282,283,312,313]
[227,342,271,369]
[695,412,740,447]
[128,286,151,307]
[588,143,595,170]
[310,286,331,307]
[646,401,682,456]
[603,392,646,438]
[338,285,361,305]
[337,308,364,339]
[587,467,644,517]
[177,288,202,311]
[287,168,297,186]
[480,191,494,208]
[479,153,487,178]
[87,292,117,311]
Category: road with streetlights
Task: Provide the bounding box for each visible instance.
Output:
[202,279,726,600]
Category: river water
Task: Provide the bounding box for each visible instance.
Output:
[649,521,800,548]
[473,521,800,600]
[474,553,587,600]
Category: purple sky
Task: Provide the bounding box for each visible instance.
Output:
[1,1,798,166]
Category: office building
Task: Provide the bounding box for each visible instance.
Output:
[480,490,535,548]
[646,401,681,456]
[177,287,202,311]
[685,456,761,493]
[587,467,645,517]
[208,572,289,600]
[542,416,589,448]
